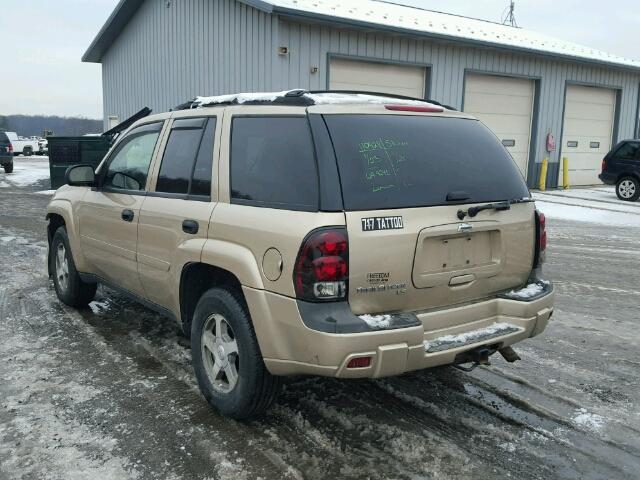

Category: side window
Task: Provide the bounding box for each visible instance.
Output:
[155,117,216,198]
[230,117,318,210]
[616,142,640,159]
[103,122,163,191]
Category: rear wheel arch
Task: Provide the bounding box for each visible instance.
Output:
[179,262,245,339]
[617,171,640,183]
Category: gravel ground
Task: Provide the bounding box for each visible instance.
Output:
[1,157,639,479]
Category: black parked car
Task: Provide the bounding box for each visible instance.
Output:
[0,132,14,173]
[599,140,640,201]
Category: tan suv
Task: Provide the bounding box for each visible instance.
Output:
[46,91,554,418]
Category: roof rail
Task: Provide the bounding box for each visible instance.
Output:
[307,90,458,110]
[172,90,457,111]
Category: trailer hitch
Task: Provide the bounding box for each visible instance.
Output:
[453,347,492,372]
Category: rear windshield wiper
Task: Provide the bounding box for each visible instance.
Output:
[457,198,534,220]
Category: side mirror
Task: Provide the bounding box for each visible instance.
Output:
[65,164,95,187]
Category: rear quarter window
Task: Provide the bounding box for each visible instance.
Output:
[614,142,640,160]
[230,117,319,211]
[323,115,530,210]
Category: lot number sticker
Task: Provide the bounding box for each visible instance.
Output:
[361,216,404,231]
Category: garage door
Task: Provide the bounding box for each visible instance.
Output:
[560,85,616,186]
[329,58,427,99]
[464,74,535,178]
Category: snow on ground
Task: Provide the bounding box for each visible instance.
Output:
[0,156,50,189]
[573,409,605,432]
[533,186,640,227]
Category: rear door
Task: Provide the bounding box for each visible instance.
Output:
[137,115,220,310]
[320,111,535,315]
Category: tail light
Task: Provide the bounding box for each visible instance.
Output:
[8,144,13,153]
[294,227,348,302]
[534,210,547,267]
[601,158,607,172]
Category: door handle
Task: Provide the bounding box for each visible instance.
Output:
[182,219,199,235]
[121,209,134,222]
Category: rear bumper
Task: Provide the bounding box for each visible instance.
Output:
[598,172,616,185]
[245,280,554,379]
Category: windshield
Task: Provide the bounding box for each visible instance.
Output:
[323,115,530,211]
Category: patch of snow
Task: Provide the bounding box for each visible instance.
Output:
[506,282,547,299]
[306,92,437,106]
[0,157,50,188]
[498,442,517,453]
[359,314,392,329]
[424,322,520,352]
[535,200,640,228]
[35,189,56,195]
[89,299,111,314]
[193,90,442,108]
[193,91,291,106]
[572,408,605,432]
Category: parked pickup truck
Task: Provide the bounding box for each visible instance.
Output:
[3,132,40,156]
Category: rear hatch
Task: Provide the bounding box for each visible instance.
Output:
[321,111,535,315]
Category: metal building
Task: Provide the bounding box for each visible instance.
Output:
[83,0,640,187]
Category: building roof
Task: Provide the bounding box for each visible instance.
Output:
[83,0,640,71]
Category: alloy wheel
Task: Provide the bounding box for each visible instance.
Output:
[55,243,70,292]
[201,314,240,393]
[618,179,636,199]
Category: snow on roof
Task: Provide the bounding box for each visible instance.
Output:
[192,90,443,107]
[84,0,640,70]
[269,0,640,69]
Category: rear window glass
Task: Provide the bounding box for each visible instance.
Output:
[615,142,640,159]
[0,132,9,143]
[230,117,318,211]
[323,115,530,210]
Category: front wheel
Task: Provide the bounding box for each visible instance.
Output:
[191,288,282,419]
[50,227,97,307]
[616,176,640,201]
[2,162,13,173]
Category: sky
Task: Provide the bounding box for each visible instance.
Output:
[0,0,638,119]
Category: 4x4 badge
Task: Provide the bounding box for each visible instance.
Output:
[458,223,473,233]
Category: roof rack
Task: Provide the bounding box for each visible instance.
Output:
[307,90,457,110]
[172,90,457,111]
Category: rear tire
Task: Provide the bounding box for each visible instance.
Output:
[191,287,282,419]
[50,227,97,308]
[2,162,12,173]
[616,176,640,201]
